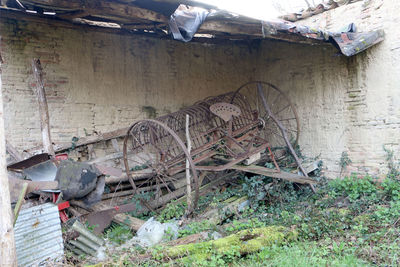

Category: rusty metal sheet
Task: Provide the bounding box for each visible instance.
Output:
[7,153,49,171]
[14,203,64,266]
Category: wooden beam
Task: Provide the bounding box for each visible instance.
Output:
[31,59,55,157]
[57,10,91,19]
[0,45,17,267]
[200,20,324,45]
[20,0,168,23]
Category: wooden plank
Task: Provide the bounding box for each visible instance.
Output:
[231,165,317,185]
[20,0,168,23]
[31,59,55,157]
[26,126,129,155]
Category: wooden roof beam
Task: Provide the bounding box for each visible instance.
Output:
[20,0,168,23]
[199,20,325,45]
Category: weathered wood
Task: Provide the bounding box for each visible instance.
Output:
[232,165,317,185]
[27,126,129,155]
[185,114,192,214]
[13,182,28,226]
[31,59,55,157]
[88,151,123,164]
[198,196,248,224]
[0,49,17,266]
[20,0,168,23]
[164,232,208,247]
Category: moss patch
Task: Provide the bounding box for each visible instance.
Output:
[164,226,297,260]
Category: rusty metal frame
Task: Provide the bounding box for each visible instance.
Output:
[123,81,307,211]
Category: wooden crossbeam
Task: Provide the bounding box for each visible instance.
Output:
[20,0,168,23]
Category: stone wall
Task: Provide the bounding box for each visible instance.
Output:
[255,0,400,178]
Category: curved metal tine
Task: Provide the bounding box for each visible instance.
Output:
[164,115,180,157]
[130,127,159,171]
[159,127,179,162]
[151,123,178,163]
[187,108,203,149]
[125,132,158,192]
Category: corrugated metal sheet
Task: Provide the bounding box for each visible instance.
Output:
[14,203,64,267]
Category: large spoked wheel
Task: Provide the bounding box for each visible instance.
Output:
[231,81,300,149]
[123,119,199,214]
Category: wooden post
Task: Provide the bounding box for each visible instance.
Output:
[0,49,17,266]
[185,114,193,214]
[31,59,55,157]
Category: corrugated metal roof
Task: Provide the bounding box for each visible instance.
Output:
[14,203,64,267]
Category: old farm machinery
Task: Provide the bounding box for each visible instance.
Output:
[123,81,316,213]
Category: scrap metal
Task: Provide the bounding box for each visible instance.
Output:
[14,203,64,266]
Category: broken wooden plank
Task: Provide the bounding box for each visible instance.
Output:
[231,165,317,185]
[31,59,55,157]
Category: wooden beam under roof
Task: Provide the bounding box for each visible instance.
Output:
[20,0,168,23]
[4,1,327,45]
[199,19,324,45]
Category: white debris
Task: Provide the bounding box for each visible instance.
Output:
[132,217,179,247]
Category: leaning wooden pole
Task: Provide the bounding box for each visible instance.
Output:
[257,83,316,193]
[0,48,17,266]
[185,114,193,215]
[31,59,55,157]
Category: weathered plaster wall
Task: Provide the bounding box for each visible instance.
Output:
[255,0,400,178]
[0,13,257,151]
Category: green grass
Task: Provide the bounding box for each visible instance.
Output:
[234,242,371,267]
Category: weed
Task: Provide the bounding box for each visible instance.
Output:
[328,174,377,202]
[157,201,186,223]
[105,223,133,244]
[383,145,400,177]
[339,151,352,176]
[178,221,216,238]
